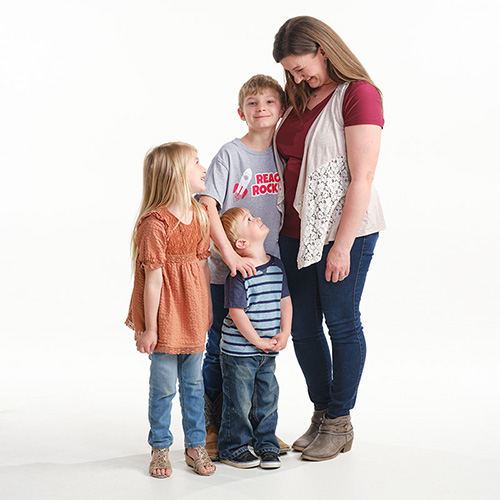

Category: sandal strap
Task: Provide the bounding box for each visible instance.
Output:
[150,448,171,472]
[192,446,215,470]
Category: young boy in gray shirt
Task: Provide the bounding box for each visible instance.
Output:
[199,75,287,459]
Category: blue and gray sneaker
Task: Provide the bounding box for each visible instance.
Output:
[259,451,281,469]
[221,450,260,469]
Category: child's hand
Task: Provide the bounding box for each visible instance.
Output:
[223,250,256,278]
[271,331,290,351]
[256,337,279,354]
[136,329,158,355]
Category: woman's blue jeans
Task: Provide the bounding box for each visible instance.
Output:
[148,351,206,449]
[279,233,378,419]
[218,353,279,460]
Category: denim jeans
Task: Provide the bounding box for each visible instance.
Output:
[202,284,227,403]
[218,353,279,459]
[279,233,378,419]
[148,351,206,449]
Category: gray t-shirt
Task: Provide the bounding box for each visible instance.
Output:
[203,138,281,284]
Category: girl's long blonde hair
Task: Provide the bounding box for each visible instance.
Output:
[130,142,209,268]
[273,16,382,117]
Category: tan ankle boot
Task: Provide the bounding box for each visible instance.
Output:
[292,409,327,451]
[277,436,291,454]
[204,394,222,460]
[301,415,353,461]
[205,424,219,460]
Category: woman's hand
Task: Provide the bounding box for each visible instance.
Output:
[325,244,350,282]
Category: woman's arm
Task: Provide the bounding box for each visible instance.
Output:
[199,195,256,278]
[137,267,162,354]
[325,124,381,282]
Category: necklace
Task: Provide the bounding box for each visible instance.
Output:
[311,81,336,99]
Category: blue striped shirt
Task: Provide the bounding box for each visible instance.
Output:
[221,255,289,357]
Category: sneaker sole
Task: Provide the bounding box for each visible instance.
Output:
[260,461,282,469]
[220,459,260,469]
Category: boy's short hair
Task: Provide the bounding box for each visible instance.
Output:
[215,207,248,254]
[238,74,285,110]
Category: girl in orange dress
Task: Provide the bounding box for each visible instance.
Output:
[126,142,216,478]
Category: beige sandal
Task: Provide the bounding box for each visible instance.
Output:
[149,448,172,478]
[184,446,216,476]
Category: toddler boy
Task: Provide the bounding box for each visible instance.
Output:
[216,207,292,469]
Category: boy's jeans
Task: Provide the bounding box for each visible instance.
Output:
[148,351,206,449]
[218,353,279,460]
[202,284,226,403]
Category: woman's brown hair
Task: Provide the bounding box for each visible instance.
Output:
[273,16,382,116]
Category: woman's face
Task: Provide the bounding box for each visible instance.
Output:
[280,50,329,88]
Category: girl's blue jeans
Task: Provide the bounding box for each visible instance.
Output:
[218,353,279,460]
[279,233,378,419]
[148,351,206,449]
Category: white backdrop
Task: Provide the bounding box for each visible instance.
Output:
[1,0,499,494]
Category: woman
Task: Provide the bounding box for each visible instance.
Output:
[272,16,386,461]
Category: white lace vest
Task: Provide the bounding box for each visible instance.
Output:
[273,82,386,269]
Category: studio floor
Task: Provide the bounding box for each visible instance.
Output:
[1,443,497,500]
[1,322,499,500]
[2,1,500,499]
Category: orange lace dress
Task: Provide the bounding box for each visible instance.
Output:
[126,208,211,354]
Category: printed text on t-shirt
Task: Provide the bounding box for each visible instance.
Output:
[252,172,279,197]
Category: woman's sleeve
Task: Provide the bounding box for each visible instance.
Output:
[343,81,384,128]
[137,213,169,269]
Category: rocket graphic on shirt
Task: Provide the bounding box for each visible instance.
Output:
[232,170,280,202]
[233,168,252,202]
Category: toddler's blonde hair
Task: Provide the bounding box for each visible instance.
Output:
[214,207,248,255]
